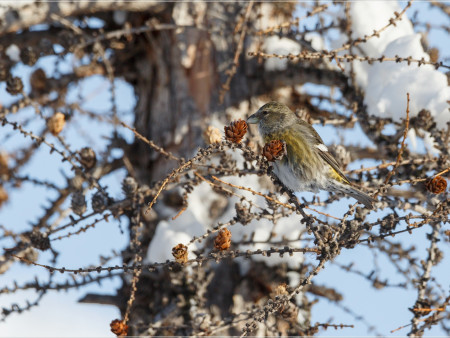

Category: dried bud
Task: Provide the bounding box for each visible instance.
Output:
[203,126,222,144]
[6,76,24,95]
[0,152,9,176]
[317,225,334,243]
[273,283,298,322]
[224,119,248,144]
[262,140,286,162]
[92,191,109,213]
[28,230,51,251]
[78,147,97,170]
[71,191,87,216]
[444,230,450,241]
[0,185,8,208]
[411,109,435,131]
[47,112,65,136]
[172,243,188,263]
[20,46,38,66]
[426,176,447,194]
[428,47,439,64]
[235,203,253,225]
[278,299,298,322]
[214,228,231,251]
[274,283,288,296]
[122,177,138,197]
[110,319,128,336]
[71,174,84,190]
[30,68,48,94]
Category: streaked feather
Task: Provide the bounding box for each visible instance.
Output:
[316,149,350,184]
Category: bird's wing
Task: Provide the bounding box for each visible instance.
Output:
[300,120,350,184]
[317,147,350,184]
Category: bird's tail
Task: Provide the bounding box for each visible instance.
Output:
[346,186,376,209]
[334,183,376,209]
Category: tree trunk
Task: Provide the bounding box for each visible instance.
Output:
[120,3,301,334]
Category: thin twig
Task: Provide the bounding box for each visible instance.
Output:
[211,175,342,220]
[383,92,411,186]
[219,1,254,103]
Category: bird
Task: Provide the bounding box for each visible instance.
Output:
[247,101,376,209]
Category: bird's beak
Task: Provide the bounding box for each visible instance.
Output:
[247,113,259,124]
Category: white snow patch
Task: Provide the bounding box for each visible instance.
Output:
[187,181,218,226]
[174,123,189,145]
[263,36,301,71]
[6,44,20,62]
[145,210,205,264]
[145,148,305,268]
[344,1,450,151]
[172,2,195,26]
[0,1,34,19]
[305,32,325,51]
[214,174,305,268]
[350,2,414,57]
[364,34,449,126]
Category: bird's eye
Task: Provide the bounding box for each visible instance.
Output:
[262,110,269,116]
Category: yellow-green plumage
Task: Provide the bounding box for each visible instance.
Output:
[247,101,375,209]
[265,129,349,185]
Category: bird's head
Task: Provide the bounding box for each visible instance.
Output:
[247,101,295,135]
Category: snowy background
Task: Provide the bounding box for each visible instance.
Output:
[1,1,449,336]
